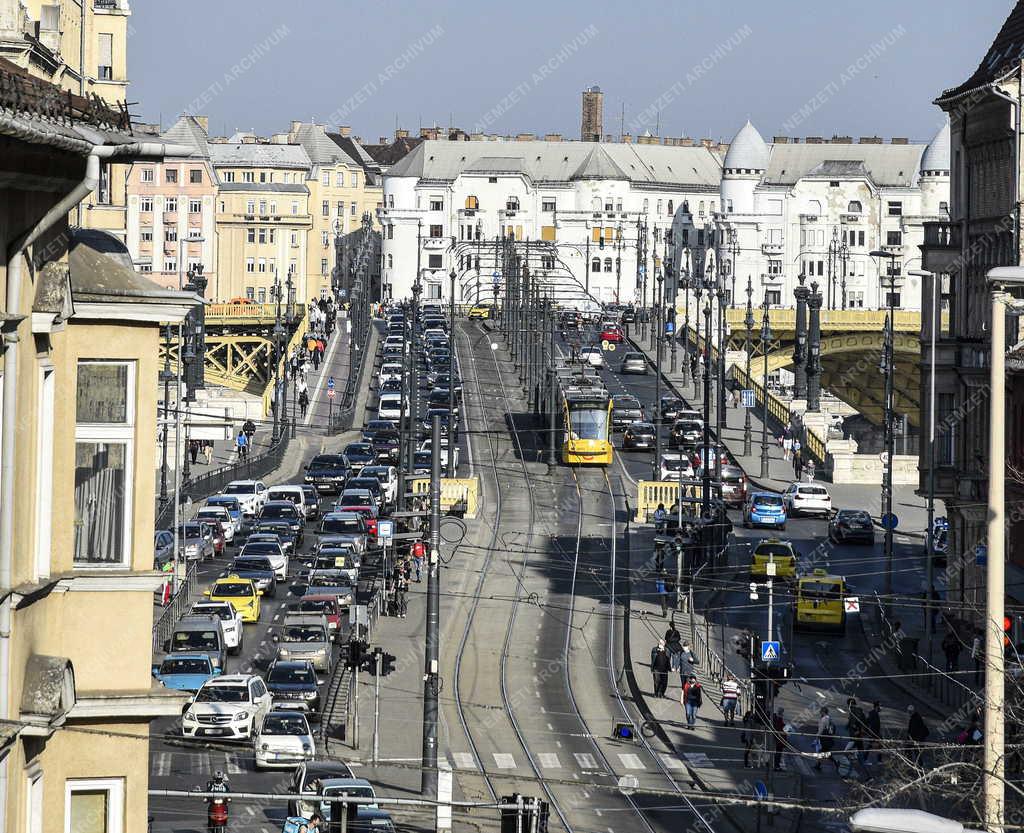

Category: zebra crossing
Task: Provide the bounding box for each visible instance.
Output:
[440,749,703,777]
[151,749,250,779]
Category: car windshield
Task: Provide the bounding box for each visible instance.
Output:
[840,511,871,522]
[225,484,255,495]
[345,444,373,458]
[212,583,252,597]
[195,685,248,703]
[262,714,309,735]
[282,625,326,642]
[161,658,211,675]
[624,353,642,361]
[799,487,829,495]
[292,600,334,616]
[568,408,608,441]
[269,665,316,685]
[244,542,281,554]
[196,510,224,521]
[348,479,379,493]
[268,491,300,503]
[324,785,375,799]
[676,421,702,431]
[310,456,347,469]
[260,505,296,520]
[756,544,793,558]
[613,397,639,409]
[801,581,842,600]
[662,459,687,471]
[310,575,351,590]
[192,605,232,621]
[173,630,219,650]
[630,423,654,432]
[177,524,202,538]
[232,558,272,572]
[321,518,361,534]
[413,452,431,466]
[753,495,784,507]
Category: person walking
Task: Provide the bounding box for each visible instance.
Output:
[653,503,668,534]
[942,629,962,673]
[866,701,882,763]
[907,704,930,765]
[740,708,757,768]
[681,675,703,728]
[665,620,683,672]
[678,640,698,687]
[847,698,868,765]
[772,707,789,771]
[650,640,671,698]
[792,449,803,479]
[203,439,214,466]
[814,706,836,771]
[782,433,793,461]
[792,437,802,458]
[235,430,248,460]
[299,389,310,418]
[394,569,409,618]
[655,573,668,617]
[720,672,740,725]
[411,538,426,582]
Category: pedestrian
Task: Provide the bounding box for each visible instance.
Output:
[653,502,668,533]
[411,538,426,582]
[792,437,801,458]
[650,640,671,698]
[681,674,703,728]
[243,418,256,444]
[678,640,698,686]
[782,434,793,461]
[907,704,930,764]
[847,698,868,764]
[235,430,248,460]
[971,628,983,685]
[740,708,757,768]
[665,620,683,671]
[942,629,962,673]
[805,459,816,482]
[299,389,310,418]
[395,570,409,618]
[814,706,836,771]
[866,701,882,763]
[189,438,200,465]
[203,440,213,466]
[772,707,789,771]
[720,672,740,725]
[792,449,803,479]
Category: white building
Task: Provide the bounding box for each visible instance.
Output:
[380,139,722,303]
[672,120,951,311]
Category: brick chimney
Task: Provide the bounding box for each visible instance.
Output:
[859,136,883,144]
[831,135,852,144]
[805,136,824,144]
[890,137,909,145]
[773,136,790,144]
[338,126,352,137]
[544,133,563,142]
[395,128,409,139]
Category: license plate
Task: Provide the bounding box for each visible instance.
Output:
[200,728,227,737]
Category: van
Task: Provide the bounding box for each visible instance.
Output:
[167,614,227,671]
[378,393,403,421]
[267,485,310,518]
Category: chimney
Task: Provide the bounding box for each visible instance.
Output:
[270,133,291,144]
[395,128,409,139]
[290,120,303,134]
[858,136,883,144]
[470,133,485,141]
[805,136,824,144]
[773,136,790,144]
[679,137,694,147]
[622,133,633,143]
[831,135,853,144]
[379,136,388,144]
[193,116,209,133]
[516,133,535,142]
[544,133,563,142]
[242,135,257,144]
[338,126,352,137]
[701,138,714,149]
[890,137,909,145]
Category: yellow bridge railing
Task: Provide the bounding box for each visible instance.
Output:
[410,477,480,519]
[635,480,703,523]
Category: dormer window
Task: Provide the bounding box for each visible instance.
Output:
[847,201,862,213]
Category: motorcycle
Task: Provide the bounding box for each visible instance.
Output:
[201,773,230,833]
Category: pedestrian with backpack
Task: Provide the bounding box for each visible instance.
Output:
[681,675,703,728]
[814,706,836,771]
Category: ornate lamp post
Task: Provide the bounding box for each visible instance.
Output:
[681,247,692,388]
[793,272,809,399]
[806,281,823,413]
[759,296,773,479]
[693,278,704,399]
[159,325,174,505]
[743,277,754,456]
[653,267,665,481]
[181,342,195,483]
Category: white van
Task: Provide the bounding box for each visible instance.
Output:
[267,484,314,519]
[378,393,404,421]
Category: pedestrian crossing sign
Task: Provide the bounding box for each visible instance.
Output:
[761,641,780,662]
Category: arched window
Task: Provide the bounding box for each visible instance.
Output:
[591,258,601,273]
[847,200,862,213]
[465,195,479,210]
[604,258,613,273]
[667,199,674,216]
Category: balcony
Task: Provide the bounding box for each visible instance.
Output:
[881,243,903,254]
[422,237,449,250]
[761,242,783,255]
[921,221,962,274]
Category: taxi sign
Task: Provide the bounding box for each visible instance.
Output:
[844,597,860,613]
[761,641,780,662]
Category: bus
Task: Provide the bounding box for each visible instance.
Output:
[558,369,613,466]
[794,570,846,634]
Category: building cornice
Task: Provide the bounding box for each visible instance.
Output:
[71,300,193,325]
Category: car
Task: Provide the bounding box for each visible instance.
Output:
[468,303,494,319]
[153,653,221,692]
[304,570,356,608]
[252,520,299,554]
[579,346,604,367]
[829,508,875,544]
[377,364,403,386]
[300,485,321,520]
[176,523,214,562]
[287,595,342,635]
[317,512,369,552]
[154,529,175,568]
[432,372,463,399]
[266,485,310,518]
[345,476,386,510]
[225,555,278,597]
[206,496,244,533]
[182,674,273,740]
[743,492,788,531]
[691,444,730,471]
[377,393,404,422]
[360,465,398,505]
[333,498,378,537]
[611,395,644,431]
[165,614,227,671]
[223,480,269,517]
[620,352,647,374]
[783,482,832,518]
[417,438,459,471]
[255,710,315,769]
[239,539,288,580]
[669,419,704,449]
[274,614,332,673]
[622,421,657,451]
[378,377,403,396]
[428,387,459,415]
[750,538,798,579]
[190,600,244,655]
[288,762,356,818]
[266,660,322,716]
[659,453,694,481]
[304,454,351,494]
[361,419,398,443]
[418,408,456,439]
[600,326,624,343]
[340,442,375,473]
[718,464,749,508]
[658,396,686,423]
[204,576,262,623]
[197,519,227,557]
[195,506,236,543]
[256,500,305,546]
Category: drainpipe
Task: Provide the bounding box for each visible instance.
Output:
[991,83,1021,263]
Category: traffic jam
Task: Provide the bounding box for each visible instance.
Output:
[150,300,459,832]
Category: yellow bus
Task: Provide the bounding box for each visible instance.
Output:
[560,374,613,466]
[794,570,846,634]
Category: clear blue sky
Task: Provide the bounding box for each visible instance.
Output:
[131,0,1011,143]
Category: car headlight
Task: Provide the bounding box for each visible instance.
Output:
[303,690,317,700]
[302,743,312,753]
[234,711,249,721]
[184,709,196,721]
[261,743,269,750]
[279,648,290,656]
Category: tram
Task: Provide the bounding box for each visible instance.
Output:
[557,368,613,465]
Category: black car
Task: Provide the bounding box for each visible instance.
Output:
[381,344,403,360]
[829,509,875,544]
[305,454,350,494]
[361,419,398,443]
[659,396,686,423]
[342,442,375,472]
[346,476,385,508]
[669,418,704,449]
[370,431,401,463]
[433,373,462,398]
[623,421,657,450]
[266,660,321,718]
[250,519,299,551]
[419,408,456,438]
[379,378,403,395]
[257,501,304,544]
[412,450,432,476]
[428,388,458,414]
[225,555,277,597]
[611,395,644,431]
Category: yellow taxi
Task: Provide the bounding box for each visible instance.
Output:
[750,538,798,579]
[467,303,494,320]
[204,575,261,623]
[794,570,846,633]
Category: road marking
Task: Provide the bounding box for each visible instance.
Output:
[658,753,686,771]
[451,752,476,770]
[538,753,562,769]
[683,752,714,768]
[225,752,245,774]
[153,751,170,777]
[573,752,598,769]
[618,753,645,769]
[493,753,516,769]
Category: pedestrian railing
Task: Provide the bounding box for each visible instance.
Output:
[152,563,199,651]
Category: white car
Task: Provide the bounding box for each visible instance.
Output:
[378,363,403,385]
[418,438,460,471]
[240,539,288,581]
[360,465,398,505]
[182,674,273,740]
[195,506,236,543]
[783,482,832,518]
[580,346,604,367]
[378,392,404,421]
[254,710,316,769]
[659,453,694,482]
[224,480,268,517]
[189,600,244,655]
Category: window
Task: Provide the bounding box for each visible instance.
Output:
[542,198,556,212]
[189,199,202,214]
[243,171,255,183]
[829,180,840,188]
[322,172,330,186]
[163,258,176,273]
[259,171,267,183]
[350,203,356,216]
[257,287,266,303]
[591,257,601,273]
[387,254,393,268]
[290,232,297,247]
[258,200,267,215]
[940,201,949,214]
[767,260,782,276]
[165,168,177,184]
[466,195,480,210]
[258,228,267,244]
[887,201,902,216]
[97,32,113,79]
[74,363,134,567]
[335,172,344,187]
[258,258,267,273]
[140,229,153,243]
[885,291,902,308]
[140,197,153,213]
[97,162,111,205]
[247,228,256,244]
[222,171,235,183]
[430,197,444,211]
[427,283,442,299]
[138,263,151,273]
[886,230,902,246]
[817,260,824,276]
[603,258,612,273]
[246,257,255,273]
[428,254,443,269]
[66,777,125,833]
[322,231,330,247]
[33,363,54,581]
[429,224,443,238]
[165,228,177,243]
[387,225,394,240]
[245,286,255,300]
[322,201,330,217]
[321,258,329,276]
[936,392,956,465]
[269,229,276,244]
[847,200,862,213]
[165,197,177,213]
[849,290,865,308]
[351,172,358,187]
[765,290,782,305]
[337,201,345,217]
[667,200,674,216]
[292,202,299,216]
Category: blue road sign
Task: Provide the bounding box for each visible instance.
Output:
[327,377,335,390]
[492,271,500,278]
[761,641,780,662]
[741,389,755,408]
[881,512,898,530]
[754,781,768,800]
[665,321,675,335]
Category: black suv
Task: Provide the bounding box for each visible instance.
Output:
[611,395,644,431]
[266,660,321,718]
[305,454,350,494]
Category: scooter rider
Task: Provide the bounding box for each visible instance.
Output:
[205,771,230,831]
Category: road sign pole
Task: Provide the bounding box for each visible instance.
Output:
[372,649,382,764]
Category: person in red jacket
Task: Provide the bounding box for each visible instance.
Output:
[682,675,703,728]
[411,539,425,582]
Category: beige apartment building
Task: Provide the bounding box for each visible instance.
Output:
[209,141,314,303]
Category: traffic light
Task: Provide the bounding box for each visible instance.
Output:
[347,639,363,670]
[381,652,396,676]
[1005,616,1013,648]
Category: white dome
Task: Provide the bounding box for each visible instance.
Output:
[920,120,950,174]
[723,121,769,171]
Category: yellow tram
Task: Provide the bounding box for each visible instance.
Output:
[558,370,613,466]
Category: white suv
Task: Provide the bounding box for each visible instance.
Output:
[182,674,273,740]
[189,600,244,655]
[224,480,268,517]
[783,482,832,518]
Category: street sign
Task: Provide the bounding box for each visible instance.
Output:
[881,512,899,530]
[377,519,395,542]
[492,271,500,278]
[665,321,675,335]
[761,641,780,662]
[844,597,860,613]
[754,781,768,801]
[327,377,335,390]
[741,389,755,408]
[327,388,336,399]
[606,343,616,352]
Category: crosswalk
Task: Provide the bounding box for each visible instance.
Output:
[441,749,705,777]
[151,750,250,779]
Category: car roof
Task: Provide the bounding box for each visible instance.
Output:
[226,479,260,486]
[270,659,316,671]
[302,760,355,778]
[214,576,258,586]
[161,652,212,662]
[323,511,362,519]
[205,674,255,685]
[263,499,297,507]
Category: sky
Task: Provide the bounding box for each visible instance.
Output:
[130,0,1012,144]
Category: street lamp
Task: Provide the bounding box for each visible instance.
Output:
[159,325,174,505]
[743,277,754,456]
[759,296,773,480]
[180,343,195,483]
[827,226,849,310]
[652,266,664,481]
[681,247,692,388]
[448,268,457,475]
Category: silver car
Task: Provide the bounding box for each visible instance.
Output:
[275,614,332,673]
[620,352,647,374]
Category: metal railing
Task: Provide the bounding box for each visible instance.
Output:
[152,563,199,650]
